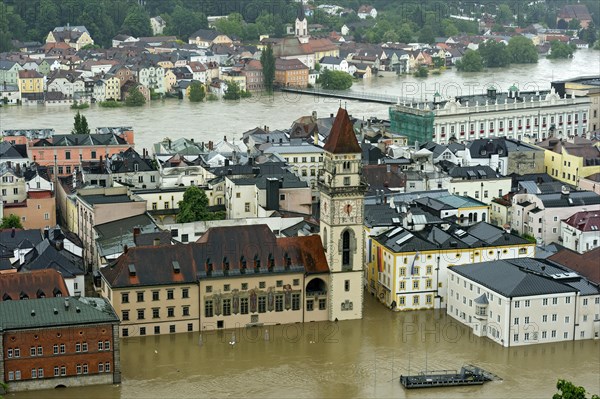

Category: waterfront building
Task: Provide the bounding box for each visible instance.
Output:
[560,211,600,253]
[367,215,534,311]
[17,70,44,102]
[511,186,600,245]
[0,296,120,391]
[0,60,23,87]
[447,257,600,347]
[99,224,331,336]
[318,108,367,321]
[552,75,600,132]
[389,86,591,145]
[274,58,309,88]
[27,129,135,177]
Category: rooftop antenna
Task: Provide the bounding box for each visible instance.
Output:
[344,101,347,109]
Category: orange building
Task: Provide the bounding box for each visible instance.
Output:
[27,129,134,177]
[275,58,309,88]
[3,190,56,230]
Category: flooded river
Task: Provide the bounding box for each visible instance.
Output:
[7,295,599,399]
[1,50,598,152]
[3,50,600,399]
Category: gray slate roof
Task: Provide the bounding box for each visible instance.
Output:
[0,296,118,331]
[451,260,578,298]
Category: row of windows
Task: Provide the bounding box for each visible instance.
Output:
[6,363,111,381]
[122,288,189,303]
[122,324,192,336]
[123,306,190,321]
[8,341,111,357]
[437,114,587,135]
[205,294,303,317]
[398,279,433,290]
[283,156,323,163]
[397,295,433,306]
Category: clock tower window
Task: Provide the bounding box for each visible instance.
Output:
[342,230,351,266]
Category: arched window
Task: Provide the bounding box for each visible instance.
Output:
[468,213,473,223]
[473,213,478,222]
[482,213,486,222]
[342,230,351,266]
[323,228,328,252]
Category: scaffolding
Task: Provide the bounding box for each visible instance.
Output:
[389,105,435,145]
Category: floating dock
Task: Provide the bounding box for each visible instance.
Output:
[400,364,499,389]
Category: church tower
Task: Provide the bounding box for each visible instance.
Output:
[319,108,366,321]
[295,4,309,44]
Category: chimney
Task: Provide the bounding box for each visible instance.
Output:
[153,238,160,246]
[123,244,128,253]
[561,185,570,197]
[224,135,227,142]
[64,298,70,310]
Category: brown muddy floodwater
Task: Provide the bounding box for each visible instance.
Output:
[9,294,600,399]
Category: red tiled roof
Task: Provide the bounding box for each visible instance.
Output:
[548,248,600,284]
[18,70,43,79]
[0,270,70,300]
[323,108,361,154]
[563,211,600,232]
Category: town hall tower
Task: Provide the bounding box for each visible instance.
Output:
[319,108,366,321]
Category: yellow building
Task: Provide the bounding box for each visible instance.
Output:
[99,225,331,336]
[538,137,600,185]
[18,70,44,94]
[164,69,177,92]
[365,220,535,311]
[46,26,94,51]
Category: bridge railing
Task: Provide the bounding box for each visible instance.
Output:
[280,87,415,104]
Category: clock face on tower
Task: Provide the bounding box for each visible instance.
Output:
[340,201,357,217]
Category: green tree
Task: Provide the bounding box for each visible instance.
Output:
[0,214,23,229]
[568,19,581,30]
[507,36,538,63]
[496,4,514,25]
[413,66,429,77]
[442,20,459,37]
[125,86,146,106]
[397,23,414,43]
[456,49,484,72]
[223,80,242,100]
[71,111,90,134]
[418,26,435,44]
[382,30,399,43]
[319,69,353,90]
[548,40,575,59]
[215,13,244,38]
[478,40,511,67]
[177,186,209,223]
[188,82,205,102]
[165,5,207,39]
[553,379,600,399]
[121,6,152,37]
[260,45,275,93]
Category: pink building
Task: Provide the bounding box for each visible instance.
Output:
[27,129,134,177]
